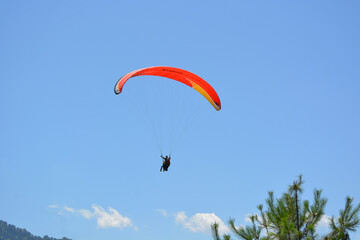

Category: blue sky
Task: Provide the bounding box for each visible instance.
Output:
[1,1,359,240]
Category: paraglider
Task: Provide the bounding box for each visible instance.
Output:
[160,154,171,172]
[114,66,221,172]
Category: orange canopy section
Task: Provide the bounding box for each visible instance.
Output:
[114,66,221,111]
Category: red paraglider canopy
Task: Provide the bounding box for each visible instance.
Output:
[114,66,221,111]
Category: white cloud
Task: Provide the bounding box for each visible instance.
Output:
[175,211,187,224]
[156,209,167,216]
[92,205,133,230]
[64,206,75,213]
[316,215,331,234]
[78,209,93,219]
[175,212,229,235]
[50,204,136,231]
[317,215,331,228]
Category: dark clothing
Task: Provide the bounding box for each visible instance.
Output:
[160,155,171,172]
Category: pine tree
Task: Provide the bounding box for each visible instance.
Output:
[211,176,359,240]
